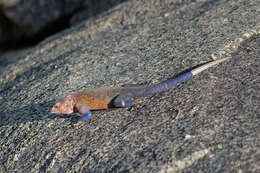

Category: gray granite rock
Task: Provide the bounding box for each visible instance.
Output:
[0,0,259,172]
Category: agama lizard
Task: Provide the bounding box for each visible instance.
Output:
[51,54,237,122]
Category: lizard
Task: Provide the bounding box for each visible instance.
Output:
[50,54,238,122]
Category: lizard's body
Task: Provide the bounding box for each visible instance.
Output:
[73,87,141,110]
[51,54,237,121]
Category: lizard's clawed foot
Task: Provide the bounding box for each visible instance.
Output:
[79,111,92,121]
[78,105,92,121]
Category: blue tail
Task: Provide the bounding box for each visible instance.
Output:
[135,71,193,97]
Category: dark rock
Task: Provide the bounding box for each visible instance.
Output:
[0,0,125,49]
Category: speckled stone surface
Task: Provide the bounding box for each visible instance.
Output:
[0,0,259,172]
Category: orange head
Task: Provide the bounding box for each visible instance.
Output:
[51,96,75,114]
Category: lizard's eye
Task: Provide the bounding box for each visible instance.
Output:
[65,104,69,108]
[54,104,59,109]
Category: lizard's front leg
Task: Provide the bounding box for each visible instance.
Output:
[78,105,92,121]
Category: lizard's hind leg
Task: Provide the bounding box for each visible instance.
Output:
[113,96,132,108]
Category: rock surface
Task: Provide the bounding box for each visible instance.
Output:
[0,0,259,172]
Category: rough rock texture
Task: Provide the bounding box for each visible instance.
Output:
[0,0,260,172]
[0,0,124,47]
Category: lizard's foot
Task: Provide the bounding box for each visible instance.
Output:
[79,112,92,121]
[78,105,92,121]
[113,96,132,108]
